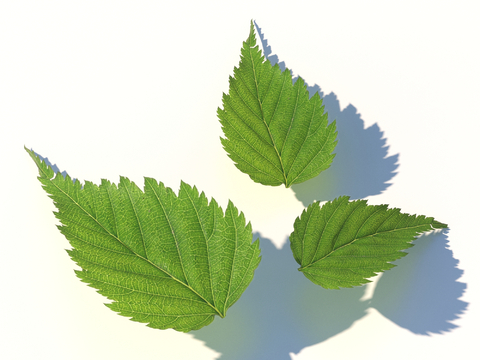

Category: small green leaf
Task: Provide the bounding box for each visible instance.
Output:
[290,196,447,289]
[26,148,261,332]
[218,21,338,187]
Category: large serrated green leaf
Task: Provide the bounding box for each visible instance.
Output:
[26,148,261,332]
[218,22,338,187]
[290,196,447,289]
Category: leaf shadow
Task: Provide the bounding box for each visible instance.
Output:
[370,229,468,334]
[291,93,399,205]
[253,22,399,205]
[193,233,369,360]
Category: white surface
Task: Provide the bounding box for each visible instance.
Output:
[1,1,478,359]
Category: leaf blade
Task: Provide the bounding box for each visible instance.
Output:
[290,196,447,289]
[26,148,261,331]
[219,22,338,187]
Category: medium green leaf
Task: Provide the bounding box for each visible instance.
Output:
[26,148,261,332]
[218,22,338,187]
[290,196,447,289]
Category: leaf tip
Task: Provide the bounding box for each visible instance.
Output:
[432,220,448,229]
[24,145,36,161]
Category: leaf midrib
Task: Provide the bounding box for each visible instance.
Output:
[299,222,432,271]
[248,42,288,186]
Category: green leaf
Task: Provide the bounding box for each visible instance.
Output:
[218,21,338,188]
[290,196,447,289]
[26,148,261,332]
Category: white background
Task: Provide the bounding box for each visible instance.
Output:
[1,1,479,359]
